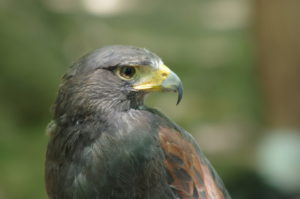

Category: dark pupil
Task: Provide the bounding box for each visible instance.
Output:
[121,66,135,78]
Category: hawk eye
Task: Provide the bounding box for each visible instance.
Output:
[118,66,136,80]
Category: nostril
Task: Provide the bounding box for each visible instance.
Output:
[162,72,168,77]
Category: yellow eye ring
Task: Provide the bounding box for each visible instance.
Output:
[118,66,136,80]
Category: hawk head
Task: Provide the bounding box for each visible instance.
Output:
[54,45,183,119]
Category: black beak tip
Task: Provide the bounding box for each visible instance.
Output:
[176,83,183,105]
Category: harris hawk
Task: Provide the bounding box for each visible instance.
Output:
[45,45,231,199]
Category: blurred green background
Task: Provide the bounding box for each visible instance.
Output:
[1,0,300,198]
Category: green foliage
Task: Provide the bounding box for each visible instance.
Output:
[0,0,264,198]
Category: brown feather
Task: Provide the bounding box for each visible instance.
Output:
[159,127,225,199]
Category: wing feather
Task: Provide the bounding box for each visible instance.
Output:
[159,127,230,199]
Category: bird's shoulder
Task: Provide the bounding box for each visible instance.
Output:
[148,108,230,199]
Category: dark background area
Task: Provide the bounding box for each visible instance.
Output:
[0,0,300,198]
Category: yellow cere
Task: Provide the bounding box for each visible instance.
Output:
[133,64,171,91]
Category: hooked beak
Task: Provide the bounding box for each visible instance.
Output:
[161,71,183,105]
[133,64,183,105]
